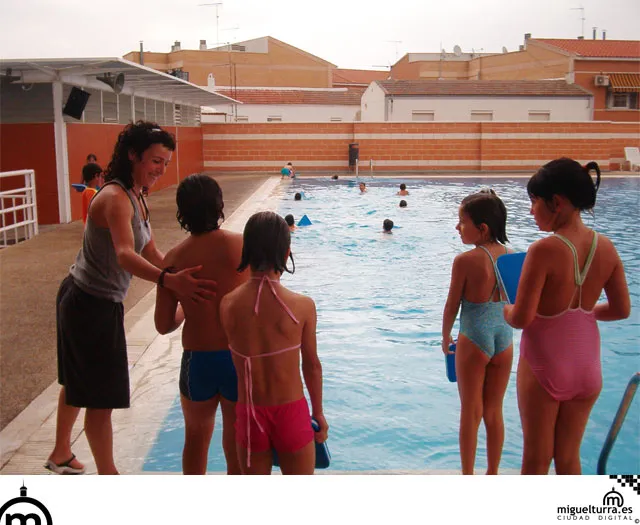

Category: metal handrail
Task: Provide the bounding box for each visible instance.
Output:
[597,372,640,474]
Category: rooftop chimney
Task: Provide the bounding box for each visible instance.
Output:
[171,40,181,52]
[592,27,597,39]
[602,30,607,40]
[199,39,207,51]
[577,36,584,40]
[139,41,144,65]
[519,44,525,52]
[524,33,531,41]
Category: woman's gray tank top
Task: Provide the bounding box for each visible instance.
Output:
[70,179,152,302]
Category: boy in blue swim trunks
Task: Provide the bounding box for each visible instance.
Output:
[155,174,249,474]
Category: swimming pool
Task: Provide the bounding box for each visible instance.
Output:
[143,176,639,474]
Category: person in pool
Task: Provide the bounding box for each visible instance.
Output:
[284,214,296,232]
[294,193,302,201]
[399,200,407,208]
[359,182,367,193]
[382,218,394,233]
[220,211,328,474]
[397,183,409,196]
[503,158,630,475]
[154,174,248,475]
[441,189,513,475]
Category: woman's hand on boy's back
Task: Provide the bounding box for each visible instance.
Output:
[165,265,217,302]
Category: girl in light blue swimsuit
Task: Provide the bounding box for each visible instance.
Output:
[442,189,513,475]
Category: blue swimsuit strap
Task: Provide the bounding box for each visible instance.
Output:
[478,244,508,302]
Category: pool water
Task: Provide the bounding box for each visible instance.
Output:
[143,176,639,474]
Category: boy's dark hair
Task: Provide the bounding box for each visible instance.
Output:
[104,121,176,190]
[461,189,509,244]
[176,174,224,234]
[383,219,394,231]
[238,211,294,274]
[287,162,293,166]
[399,200,407,208]
[86,153,98,163]
[82,163,102,184]
[284,214,295,226]
[294,192,302,201]
[527,158,601,211]
[400,183,406,190]
[331,174,339,180]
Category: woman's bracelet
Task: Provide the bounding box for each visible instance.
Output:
[158,266,177,288]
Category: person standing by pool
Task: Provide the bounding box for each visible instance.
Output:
[281,162,295,179]
[80,163,104,226]
[504,158,630,475]
[46,121,216,475]
[155,174,248,475]
[220,211,328,475]
[441,189,513,475]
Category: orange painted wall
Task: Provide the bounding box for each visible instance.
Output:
[66,124,204,221]
[0,123,59,224]
[202,121,639,173]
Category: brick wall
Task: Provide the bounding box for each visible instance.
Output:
[202,121,640,173]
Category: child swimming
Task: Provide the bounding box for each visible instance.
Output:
[220,211,328,474]
[504,158,630,475]
[442,189,513,475]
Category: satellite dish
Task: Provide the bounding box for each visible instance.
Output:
[97,73,125,94]
[502,46,508,53]
[453,45,462,57]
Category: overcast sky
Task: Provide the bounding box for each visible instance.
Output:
[1,0,638,69]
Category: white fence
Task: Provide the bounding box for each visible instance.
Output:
[0,169,39,248]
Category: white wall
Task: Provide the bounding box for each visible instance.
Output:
[202,103,359,123]
[361,93,592,121]
[361,83,387,122]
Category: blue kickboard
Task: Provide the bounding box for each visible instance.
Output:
[71,183,87,193]
[445,343,457,383]
[496,252,526,305]
[298,214,312,226]
[273,418,331,470]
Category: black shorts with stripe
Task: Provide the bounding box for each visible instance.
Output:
[56,275,129,409]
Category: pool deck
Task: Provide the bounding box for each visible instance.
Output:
[2,171,634,475]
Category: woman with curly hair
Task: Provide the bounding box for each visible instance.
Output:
[154,174,248,474]
[46,121,216,475]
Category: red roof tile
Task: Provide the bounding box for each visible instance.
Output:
[332,68,390,86]
[212,88,362,105]
[532,39,640,58]
[376,79,592,97]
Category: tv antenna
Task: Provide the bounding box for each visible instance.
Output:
[199,2,223,46]
[453,44,462,57]
[385,40,402,62]
[570,6,585,38]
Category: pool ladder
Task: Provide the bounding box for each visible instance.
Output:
[597,372,640,474]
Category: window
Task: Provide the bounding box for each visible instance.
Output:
[609,92,638,109]
[330,117,342,122]
[528,110,551,121]
[412,110,435,121]
[236,115,249,122]
[267,115,282,122]
[470,110,493,121]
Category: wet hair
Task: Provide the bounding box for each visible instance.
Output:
[359,182,366,188]
[81,163,102,184]
[383,219,394,231]
[294,192,302,201]
[104,121,176,190]
[287,162,293,166]
[331,174,339,180]
[460,189,509,244]
[527,158,601,212]
[399,200,407,208]
[400,183,406,190]
[238,211,295,274]
[86,153,98,163]
[284,214,295,226]
[176,174,224,234]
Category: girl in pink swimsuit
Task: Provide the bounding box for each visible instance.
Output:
[220,211,329,474]
[504,158,630,475]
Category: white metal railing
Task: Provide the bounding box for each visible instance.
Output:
[0,169,39,248]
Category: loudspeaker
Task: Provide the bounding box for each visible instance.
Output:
[63,87,91,120]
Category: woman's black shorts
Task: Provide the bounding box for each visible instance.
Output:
[56,275,129,409]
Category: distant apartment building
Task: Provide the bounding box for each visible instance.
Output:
[361,80,592,122]
[390,35,640,122]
